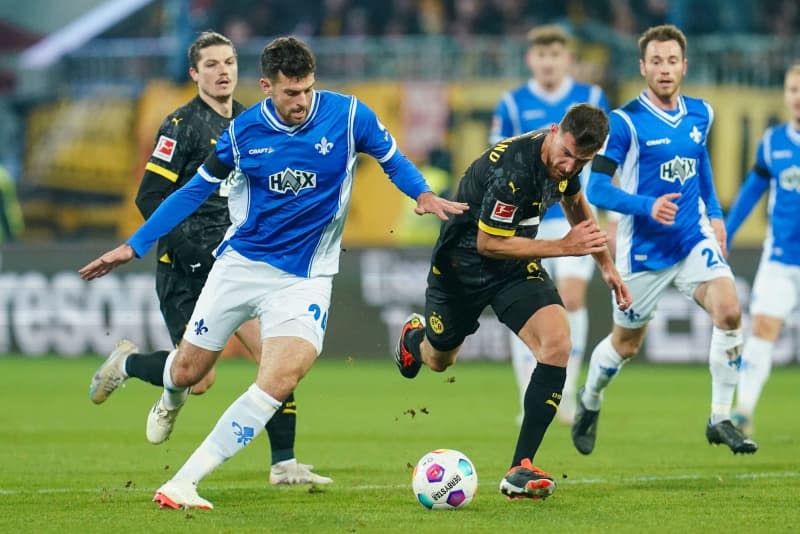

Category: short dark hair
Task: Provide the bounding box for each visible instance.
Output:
[188,31,235,71]
[526,25,570,49]
[638,24,687,60]
[559,104,609,152]
[260,36,316,80]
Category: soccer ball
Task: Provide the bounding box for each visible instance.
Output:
[412,449,478,509]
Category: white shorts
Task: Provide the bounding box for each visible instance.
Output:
[537,218,595,281]
[749,254,800,319]
[612,237,733,329]
[184,248,332,354]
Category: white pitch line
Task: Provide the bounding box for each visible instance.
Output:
[1,470,797,495]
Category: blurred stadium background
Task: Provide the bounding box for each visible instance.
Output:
[0,0,799,361]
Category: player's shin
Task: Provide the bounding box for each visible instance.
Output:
[511,363,566,466]
[173,383,282,484]
[582,334,626,410]
[161,349,189,409]
[736,336,774,415]
[709,327,743,423]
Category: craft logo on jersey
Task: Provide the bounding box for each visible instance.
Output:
[490,200,517,223]
[659,155,697,185]
[269,167,317,195]
[153,135,177,162]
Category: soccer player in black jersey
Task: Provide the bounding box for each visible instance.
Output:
[88,31,331,485]
[394,104,631,500]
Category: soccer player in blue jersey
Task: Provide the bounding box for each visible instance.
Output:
[725,64,800,436]
[79,36,467,510]
[87,31,330,487]
[572,25,758,455]
[491,25,611,424]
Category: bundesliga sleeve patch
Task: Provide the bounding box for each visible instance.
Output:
[490,200,517,223]
[153,135,177,162]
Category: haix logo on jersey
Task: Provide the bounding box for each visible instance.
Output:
[659,155,697,185]
[315,136,333,155]
[778,166,800,191]
[773,150,793,159]
[268,168,317,195]
[153,135,177,162]
[490,200,517,223]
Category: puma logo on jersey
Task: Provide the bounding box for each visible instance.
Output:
[171,117,183,126]
[268,168,317,195]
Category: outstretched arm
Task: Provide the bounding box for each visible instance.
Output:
[79,173,218,280]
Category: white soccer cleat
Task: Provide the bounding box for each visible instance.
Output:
[146,397,182,444]
[269,459,333,485]
[89,339,138,404]
[153,478,213,510]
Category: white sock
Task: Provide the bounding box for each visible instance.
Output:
[735,336,774,416]
[708,327,743,423]
[510,333,536,409]
[582,334,627,411]
[174,383,282,484]
[161,349,188,410]
[564,308,589,399]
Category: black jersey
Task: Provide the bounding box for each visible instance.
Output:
[432,130,581,279]
[136,95,245,275]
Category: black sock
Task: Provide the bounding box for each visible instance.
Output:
[406,328,425,362]
[125,350,170,386]
[266,392,296,465]
[511,363,566,467]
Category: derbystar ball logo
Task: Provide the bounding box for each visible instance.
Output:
[268,167,317,195]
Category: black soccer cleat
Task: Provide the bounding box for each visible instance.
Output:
[393,313,425,379]
[706,419,758,454]
[499,459,556,500]
[571,386,600,455]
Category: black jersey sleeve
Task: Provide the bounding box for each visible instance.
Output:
[477,166,523,237]
[135,170,173,219]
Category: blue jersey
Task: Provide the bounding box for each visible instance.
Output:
[489,78,608,221]
[587,92,723,274]
[726,123,800,266]
[127,90,430,278]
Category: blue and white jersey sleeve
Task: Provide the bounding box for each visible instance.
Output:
[353,99,430,200]
[489,94,514,144]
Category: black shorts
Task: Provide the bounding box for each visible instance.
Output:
[155,267,209,346]
[424,256,563,352]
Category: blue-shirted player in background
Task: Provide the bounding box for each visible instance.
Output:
[571,25,757,455]
[79,36,468,510]
[725,64,800,436]
[490,25,610,424]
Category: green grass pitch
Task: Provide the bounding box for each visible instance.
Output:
[1,355,798,533]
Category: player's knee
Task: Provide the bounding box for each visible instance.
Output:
[537,336,571,366]
[427,356,454,372]
[714,300,742,330]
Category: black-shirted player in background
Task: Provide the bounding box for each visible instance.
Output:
[393,104,630,500]
[88,31,331,485]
